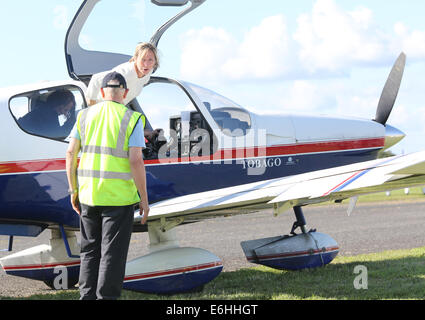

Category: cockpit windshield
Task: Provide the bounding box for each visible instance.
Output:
[185,83,251,137]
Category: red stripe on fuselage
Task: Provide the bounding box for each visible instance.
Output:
[144,137,384,165]
[0,158,66,174]
[0,138,384,174]
[3,260,80,271]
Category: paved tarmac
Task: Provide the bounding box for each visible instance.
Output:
[1,200,425,298]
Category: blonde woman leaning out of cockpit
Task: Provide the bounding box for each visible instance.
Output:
[86,42,160,141]
[86,42,159,107]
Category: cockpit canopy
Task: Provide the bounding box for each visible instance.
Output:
[184,82,251,137]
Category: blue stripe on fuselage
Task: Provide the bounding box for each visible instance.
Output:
[0,148,380,229]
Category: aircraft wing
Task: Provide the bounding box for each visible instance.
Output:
[134,151,425,224]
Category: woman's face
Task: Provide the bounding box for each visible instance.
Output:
[135,49,156,77]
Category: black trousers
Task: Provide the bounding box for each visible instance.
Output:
[79,204,134,300]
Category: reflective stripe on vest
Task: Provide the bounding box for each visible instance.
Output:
[80,108,133,158]
[79,109,146,157]
[77,169,133,181]
[76,101,143,206]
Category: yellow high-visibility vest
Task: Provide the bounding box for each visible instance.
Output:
[76,100,145,206]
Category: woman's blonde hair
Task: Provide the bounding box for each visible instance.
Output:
[129,42,160,70]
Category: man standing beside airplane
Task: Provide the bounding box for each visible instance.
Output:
[65,71,149,300]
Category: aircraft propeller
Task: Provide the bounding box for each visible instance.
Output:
[374,52,406,126]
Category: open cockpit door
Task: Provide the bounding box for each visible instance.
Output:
[149,0,206,47]
[65,0,206,82]
[65,0,130,82]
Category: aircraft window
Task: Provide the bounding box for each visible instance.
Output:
[186,83,251,137]
[139,79,217,159]
[9,85,86,142]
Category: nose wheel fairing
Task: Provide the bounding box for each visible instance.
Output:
[241,232,339,271]
[123,247,223,294]
[241,206,339,270]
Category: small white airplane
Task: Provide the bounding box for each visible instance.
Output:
[1,0,423,294]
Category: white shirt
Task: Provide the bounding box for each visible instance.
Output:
[86,61,152,106]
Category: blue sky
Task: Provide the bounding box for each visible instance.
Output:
[2,0,425,154]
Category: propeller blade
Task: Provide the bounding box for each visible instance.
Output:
[375,52,406,125]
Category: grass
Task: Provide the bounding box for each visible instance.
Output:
[3,246,425,300]
[344,186,425,204]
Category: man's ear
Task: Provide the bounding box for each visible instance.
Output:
[100,88,105,98]
[123,89,129,99]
